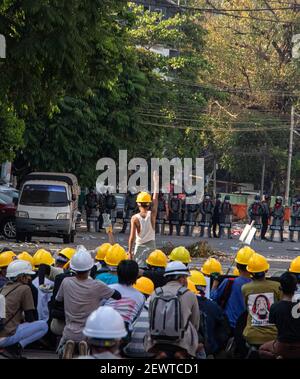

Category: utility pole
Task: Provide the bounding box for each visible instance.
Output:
[285,105,294,206]
[260,145,266,198]
[213,158,217,198]
[0,34,5,59]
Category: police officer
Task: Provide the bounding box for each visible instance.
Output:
[105,191,117,226]
[199,193,214,238]
[97,192,106,232]
[84,188,98,232]
[184,191,199,237]
[220,195,232,239]
[248,195,263,226]
[270,196,285,242]
[156,192,168,235]
[120,191,137,234]
[290,197,300,242]
[261,194,271,240]
[212,194,222,238]
[168,193,183,236]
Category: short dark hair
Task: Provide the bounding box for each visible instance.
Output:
[280,272,298,295]
[236,263,247,272]
[117,260,139,286]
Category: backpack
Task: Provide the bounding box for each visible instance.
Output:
[217,278,235,309]
[86,193,97,209]
[106,195,116,209]
[149,286,189,341]
[170,198,180,212]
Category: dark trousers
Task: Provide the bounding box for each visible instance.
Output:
[261,216,269,239]
[259,340,300,359]
[212,216,220,237]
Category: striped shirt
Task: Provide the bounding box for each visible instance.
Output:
[103,284,145,326]
[123,300,154,358]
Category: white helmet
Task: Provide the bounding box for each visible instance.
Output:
[70,246,94,272]
[6,260,35,278]
[164,261,190,277]
[83,306,127,339]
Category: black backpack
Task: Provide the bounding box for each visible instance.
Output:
[170,198,180,212]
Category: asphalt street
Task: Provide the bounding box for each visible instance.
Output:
[1,222,299,274]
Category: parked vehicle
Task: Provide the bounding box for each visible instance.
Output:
[16,172,80,243]
[0,192,17,239]
[115,193,126,219]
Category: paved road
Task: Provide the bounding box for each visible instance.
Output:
[1,222,299,273]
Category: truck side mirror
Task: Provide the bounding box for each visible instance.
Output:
[13,197,18,206]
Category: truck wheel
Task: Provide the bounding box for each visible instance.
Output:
[1,218,16,240]
[63,234,71,244]
[16,232,26,242]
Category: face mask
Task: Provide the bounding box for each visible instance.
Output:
[296,202,300,206]
[255,200,259,203]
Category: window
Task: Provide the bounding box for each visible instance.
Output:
[20,184,69,206]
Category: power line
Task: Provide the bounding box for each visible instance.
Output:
[134,1,298,23]
[137,111,291,124]
[141,121,290,132]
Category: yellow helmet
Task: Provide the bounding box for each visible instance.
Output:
[133,277,154,295]
[201,257,223,276]
[235,246,255,265]
[136,192,152,204]
[169,246,191,264]
[189,270,207,286]
[246,253,269,273]
[17,252,34,268]
[146,250,168,268]
[289,256,300,274]
[232,267,240,276]
[187,279,199,294]
[0,251,17,268]
[104,244,127,266]
[95,243,112,261]
[33,249,55,267]
[59,247,76,261]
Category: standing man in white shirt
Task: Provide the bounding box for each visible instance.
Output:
[128,171,159,267]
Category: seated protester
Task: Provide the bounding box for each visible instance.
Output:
[79,306,127,360]
[190,270,231,357]
[259,272,300,359]
[168,246,191,267]
[48,269,77,338]
[0,251,17,289]
[123,277,155,358]
[141,250,167,289]
[210,247,254,331]
[145,261,200,358]
[288,256,300,301]
[55,248,121,359]
[201,257,223,299]
[37,248,75,289]
[242,253,281,348]
[96,244,127,285]
[17,253,39,320]
[94,243,111,275]
[102,260,145,329]
[0,260,48,358]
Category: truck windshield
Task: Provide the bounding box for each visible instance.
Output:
[20,184,68,206]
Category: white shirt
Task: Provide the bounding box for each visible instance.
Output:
[32,277,54,321]
[135,211,155,245]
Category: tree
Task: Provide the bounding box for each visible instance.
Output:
[192,0,300,194]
